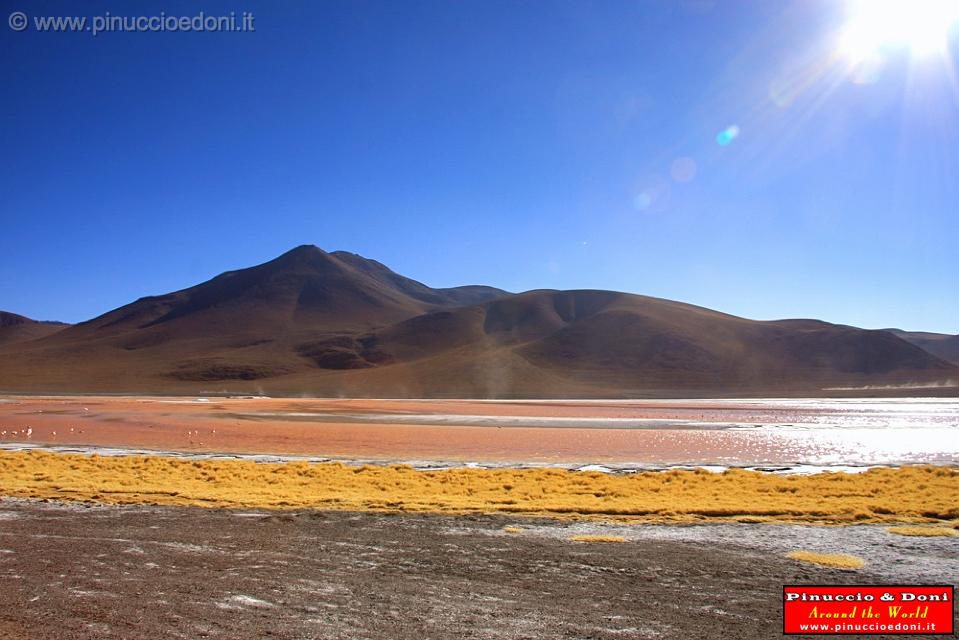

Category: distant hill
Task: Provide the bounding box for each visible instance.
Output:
[0,245,954,397]
[884,329,959,366]
[0,311,68,347]
[336,292,955,397]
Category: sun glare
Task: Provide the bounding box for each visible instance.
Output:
[839,0,959,61]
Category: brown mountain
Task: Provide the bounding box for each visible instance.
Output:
[333,294,956,397]
[0,245,506,390]
[884,330,959,366]
[0,246,955,397]
[0,312,68,347]
[65,245,507,337]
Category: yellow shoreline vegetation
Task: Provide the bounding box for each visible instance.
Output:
[787,551,865,569]
[0,451,957,524]
[886,526,957,537]
[570,535,627,543]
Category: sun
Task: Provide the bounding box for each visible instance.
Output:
[839,0,959,62]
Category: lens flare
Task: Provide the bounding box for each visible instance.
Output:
[633,193,653,210]
[670,157,698,182]
[716,125,740,146]
[632,175,671,212]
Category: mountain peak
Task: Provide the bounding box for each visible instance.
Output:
[261,244,345,274]
[284,244,325,256]
[272,244,330,263]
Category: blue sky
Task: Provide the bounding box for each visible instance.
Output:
[2,0,957,332]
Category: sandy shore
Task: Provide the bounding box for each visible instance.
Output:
[0,498,956,640]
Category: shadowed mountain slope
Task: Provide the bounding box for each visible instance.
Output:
[885,329,959,366]
[0,312,68,347]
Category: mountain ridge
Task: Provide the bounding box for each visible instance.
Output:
[0,246,955,397]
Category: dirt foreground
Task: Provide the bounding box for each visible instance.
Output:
[0,499,956,640]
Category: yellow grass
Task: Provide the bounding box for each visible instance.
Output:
[886,526,957,537]
[787,550,865,569]
[502,526,524,534]
[0,451,957,524]
[570,535,627,543]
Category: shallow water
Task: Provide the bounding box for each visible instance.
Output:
[196,397,959,467]
[0,396,956,469]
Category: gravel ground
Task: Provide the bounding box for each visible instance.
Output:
[0,498,955,639]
